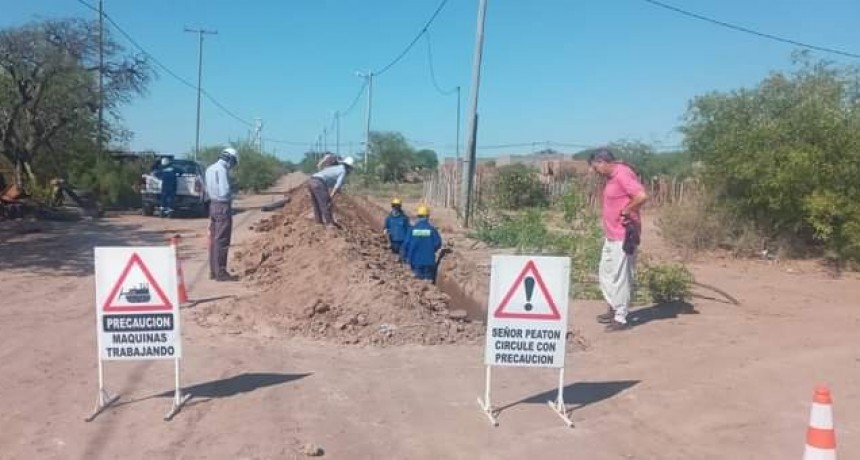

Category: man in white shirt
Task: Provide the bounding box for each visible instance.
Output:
[205,147,239,281]
[307,156,355,228]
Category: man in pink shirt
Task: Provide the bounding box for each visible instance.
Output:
[588,148,649,331]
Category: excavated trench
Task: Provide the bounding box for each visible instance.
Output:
[193,185,487,346]
[348,196,486,323]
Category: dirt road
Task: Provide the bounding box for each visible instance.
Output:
[1,173,859,459]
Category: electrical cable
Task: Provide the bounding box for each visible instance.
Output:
[76,0,254,127]
[425,31,458,96]
[641,0,860,59]
[373,0,450,76]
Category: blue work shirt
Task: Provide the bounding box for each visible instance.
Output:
[404,218,442,267]
[384,210,410,243]
[156,165,179,194]
[311,164,348,193]
[205,159,232,202]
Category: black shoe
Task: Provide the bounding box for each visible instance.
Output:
[215,273,240,282]
[209,273,217,280]
[605,320,631,332]
[596,309,614,324]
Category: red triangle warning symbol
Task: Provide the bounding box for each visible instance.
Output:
[103,253,174,313]
[494,260,561,320]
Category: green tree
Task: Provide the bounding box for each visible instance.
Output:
[196,141,286,192]
[413,149,439,171]
[368,131,415,182]
[0,18,151,188]
[681,52,860,262]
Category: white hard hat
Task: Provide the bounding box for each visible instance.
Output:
[160,157,170,166]
[341,156,355,167]
[220,147,239,164]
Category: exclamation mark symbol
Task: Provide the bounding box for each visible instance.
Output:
[524,276,535,311]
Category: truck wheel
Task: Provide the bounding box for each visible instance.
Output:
[142,204,155,216]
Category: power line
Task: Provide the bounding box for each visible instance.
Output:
[200,90,252,127]
[76,0,254,127]
[373,0,450,76]
[338,80,369,118]
[641,0,860,59]
[425,31,458,96]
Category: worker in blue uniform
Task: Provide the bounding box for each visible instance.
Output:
[403,204,442,281]
[383,198,410,256]
[156,157,180,217]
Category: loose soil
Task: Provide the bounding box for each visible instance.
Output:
[197,187,484,346]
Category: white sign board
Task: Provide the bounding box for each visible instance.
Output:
[484,255,570,368]
[95,247,181,361]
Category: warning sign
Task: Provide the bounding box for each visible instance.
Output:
[484,256,570,368]
[95,247,182,361]
[103,253,173,313]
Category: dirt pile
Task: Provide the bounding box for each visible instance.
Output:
[195,189,484,346]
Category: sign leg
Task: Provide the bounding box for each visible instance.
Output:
[164,358,191,421]
[85,359,119,422]
[476,366,499,426]
[547,367,573,428]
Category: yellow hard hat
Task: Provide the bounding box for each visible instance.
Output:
[391,198,402,206]
[416,204,430,217]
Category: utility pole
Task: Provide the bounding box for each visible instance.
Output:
[253,117,263,153]
[97,0,104,168]
[323,127,328,153]
[184,27,218,162]
[356,71,374,170]
[335,111,340,157]
[461,0,489,227]
[454,85,461,208]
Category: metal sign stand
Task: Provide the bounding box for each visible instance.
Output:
[85,358,119,422]
[478,365,573,428]
[547,367,573,427]
[85,357,191,422]
[476,366,498,426]
[164,358,191,421]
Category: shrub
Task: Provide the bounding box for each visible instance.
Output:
[470,208,551,252]
[636,261,694,304]
[682,55,860,263]
[657,192,764,258]
[558,178,586,224]
[493,164,547,209]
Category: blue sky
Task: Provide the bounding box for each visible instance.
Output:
[4,0,859,161]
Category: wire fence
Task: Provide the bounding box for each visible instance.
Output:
[422,167,703,212]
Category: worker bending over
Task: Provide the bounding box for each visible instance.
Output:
[403,204,441,281]
[307,156,355,228]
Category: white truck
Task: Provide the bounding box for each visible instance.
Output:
[138,157,209,217]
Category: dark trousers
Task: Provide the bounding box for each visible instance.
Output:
[390,240,402,254]
[209,201,232,277]
[160,190,176,214]
[411,264,435,281]
[307,178,333,225]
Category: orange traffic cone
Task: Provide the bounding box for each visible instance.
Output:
[168,235,189,305]
[803,385,836,460]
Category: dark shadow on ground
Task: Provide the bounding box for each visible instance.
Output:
[498,380,639,414]
[692,281,741,305]
[0,218,168,276]
[156,372,311,399]
[182,294,237,309]
[628,301,698,327]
